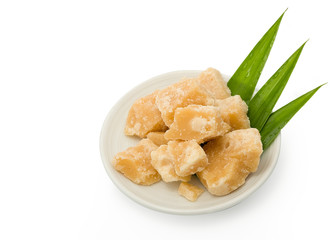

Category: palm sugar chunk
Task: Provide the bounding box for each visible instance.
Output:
[220,128,262,172]
[165,105,231,144]
[112,139,161,185]
[167,140,208,177]
[197,156,250,196]
[197,68,231,99]
[146,132,168,146]
[155,78,215,127]
[178,182,204,202]
[125,90,167,138]
[197,129,263,196]
[216,95,250,130]
[151,145,190,182]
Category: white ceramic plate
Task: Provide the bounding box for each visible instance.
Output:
[100,70,281,215]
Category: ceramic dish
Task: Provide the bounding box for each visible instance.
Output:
[99,70,281,215]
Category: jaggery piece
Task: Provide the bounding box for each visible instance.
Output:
[220,128,263,172]
[151,145,191,183]
[197,156,250,196]
[178,182,204,202]
[125,90,167,138]
[216,95,250,130]
[167,140,208,177]
[197,68,231,99]
[165,105,231,144]
[112,139,161,185]
[197,129,263,196]
[155,78,215,127]
[146,132,168,146]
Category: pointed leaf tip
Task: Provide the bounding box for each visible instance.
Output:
[227,11,285,102]
[260,84,325,149]
[279,8,287,20]
[248,41,307,131]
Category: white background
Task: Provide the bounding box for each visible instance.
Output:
[0,0,335,239]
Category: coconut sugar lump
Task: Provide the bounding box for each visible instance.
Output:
[167,140,208,177]
[164,105,231,143]
[197,128,263,196]
[124,90,167,138]
[151,145,191,183]
[197,67,231,99]
[216,95,250,130]
[112,139,161,185]
[146,132,168,146]
[155,78,215,127]
[178,182,204,202]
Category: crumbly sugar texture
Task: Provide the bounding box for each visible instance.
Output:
[155,78,215,127]
[197,128,263,196]
[216,95,250,130]
[197,68,231,99]
[146,132,168,146]
[151,145,191,182]
[165,105,231,143]
[113,67,264,200]
[124,90,167,138]
[178,182,204,202]
[112,139,161,185]
[167,140,208,177]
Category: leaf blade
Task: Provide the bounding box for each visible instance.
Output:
[248,41,307,131]
[260,84,325,149]
[227,10,286,102]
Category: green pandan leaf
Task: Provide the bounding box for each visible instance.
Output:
[248,41,307,131]
[227,10,286,102]
[260,84,325,149]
